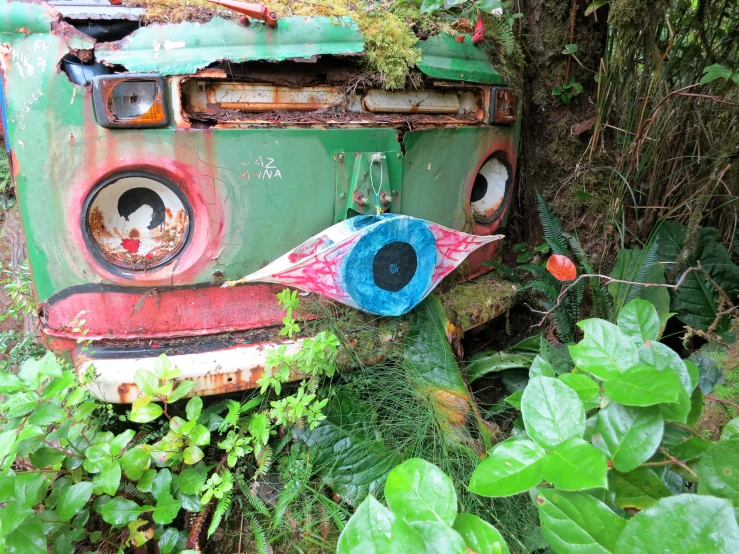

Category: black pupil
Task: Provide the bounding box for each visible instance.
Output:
[373,241,417,292]
[471,172,488,203]
[117,187,166,230]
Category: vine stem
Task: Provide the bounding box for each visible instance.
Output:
[641,447,699,480]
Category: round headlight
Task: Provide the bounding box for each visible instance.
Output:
[470,156,511,225]
[85,173,191,271]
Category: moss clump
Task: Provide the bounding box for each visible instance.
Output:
[123,0,520,90]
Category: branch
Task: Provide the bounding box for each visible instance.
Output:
[705,395,739,410]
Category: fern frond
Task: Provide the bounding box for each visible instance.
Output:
[625,238,660,304]
[200,398,230,418]
[518,263,561,290]
[483,259,522,284]
[240,396,263,416]
[248,513,269,554]
[535,190,568,255]
[521,280,560,300]
[218,400,242,432]
[547,304,576,343]
[272,480,303,531]
[247,413,271,447]
[316,493,348,532]
[207,489,233,538]
[120,481,155,505]
[253,445,273,481]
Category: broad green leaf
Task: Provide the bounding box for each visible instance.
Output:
[187,424,210,447]
[608,468,672,510]
[608,247,671,320]
[466,352,534,382]
[661,423,712,462]
[130,398,163,423]
[504,390,523,409]
[183,446,204,465]
[537,489,627,554]
[120,446,151,481]
[5,514,47,554]
[179,467,206,495]
[158,528,182,554]
[698,440,739,500]
[522,377,585,449]
[94,460,122,496]
[57,482,94,522]
[614,495,739,553]
[595,403,663,472]
[152,469,173,497]
[469,438,546,497]
[169,380,196,403]
[28,403,65,426]
[568,320,638,380]
[100,497,149,527]
[404,297,474,445]
[385,458,457,526]
[541,438,608,491]
[18,352,62,384]
[529,356,555,378]
[134,369,159,396]
[721,418,739,441]
[617,299,660,344]
[603,364,681,406]
[659,387,691,423]
[83,444,111,473]
[336,496,426,553]
[557,373,599,401]
[700,63,734,84]
[29,447,66,468]
[686,387,704,427]
[410,521,467,554]
[110,429,136,456]
[453,513,510,554]
[0,372,22,393]
[638,342,692,393]
[185,396,203,421]
[153,492,182,525]
[295,389,401,506]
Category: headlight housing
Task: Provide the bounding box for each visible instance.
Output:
[470,155,512,226]
[84,172,191,272]
[92,74,169,128]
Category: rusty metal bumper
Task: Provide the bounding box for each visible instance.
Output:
[77,337,303,403]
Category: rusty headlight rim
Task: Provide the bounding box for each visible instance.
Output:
[81,170,194,276]
[470,152,513,227]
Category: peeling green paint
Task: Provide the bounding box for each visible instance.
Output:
[417,33,502,85]
[95,16,365,75]
[0,0,55,36]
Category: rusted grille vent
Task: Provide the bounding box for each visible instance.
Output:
[179,79,488,127]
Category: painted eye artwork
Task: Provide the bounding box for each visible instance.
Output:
[226,214,503,316]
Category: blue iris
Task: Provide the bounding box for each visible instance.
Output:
[343,215,436,316]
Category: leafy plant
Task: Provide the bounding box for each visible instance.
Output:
[0,260,36,323]
[337,458,509,554]
[468,299,739,553]
[552,76,583,105]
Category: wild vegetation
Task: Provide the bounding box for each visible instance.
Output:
[1,0,738,553]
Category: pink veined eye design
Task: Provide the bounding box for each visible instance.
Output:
[225,214,503,316]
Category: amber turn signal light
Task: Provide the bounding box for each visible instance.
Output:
[489,87,519,125]
[91,74,169,129]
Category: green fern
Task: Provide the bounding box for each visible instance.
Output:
[120,481,156,505]
[248,513,269,554]
[518,263,561,291]
[484,259,522,284]
[218,400,242,432]
[535,190,568,255]
[316,493,348,532]
[520,280,560,299]
[240,396,263,415]
[207,473,234,538]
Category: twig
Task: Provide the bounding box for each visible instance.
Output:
[565,0,577,83]
[705,395,739,410]
[674,92,739,107]
[660,447,698,480]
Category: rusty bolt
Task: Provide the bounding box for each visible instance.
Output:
[338,153,345,160]
[380,192,392,205]
[355,193,368,206]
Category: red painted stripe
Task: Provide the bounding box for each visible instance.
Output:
[45,283,293,340]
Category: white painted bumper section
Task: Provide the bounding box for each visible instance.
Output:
[78,340,303,403]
